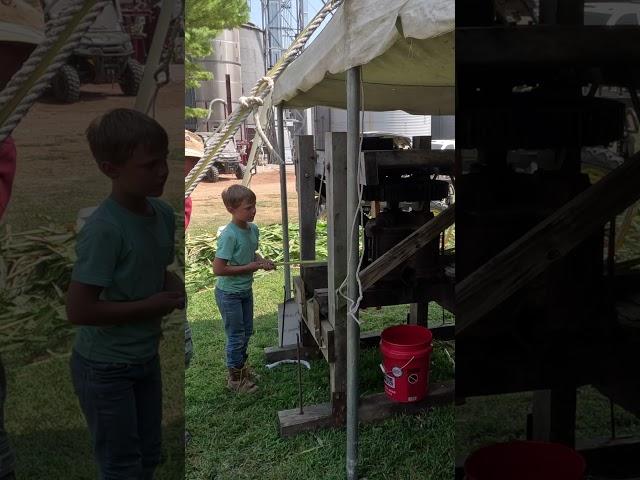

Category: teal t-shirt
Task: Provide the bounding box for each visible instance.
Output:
[215,222,259,293]
[71,197,175,364]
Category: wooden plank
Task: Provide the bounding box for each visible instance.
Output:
[325,132,348,421]
[457,26,640,67]
[305,297,322,346]
[361,150,454,185]
[278,381,455,437]
[359,206,455,291]
[294,276,306,318]
[296,135,317,260]
[264,345,321,363]
[457,152,640,334]
[320,319,335,362]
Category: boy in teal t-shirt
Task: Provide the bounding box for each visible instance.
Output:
[213,185,274,393]
[66,109,184,479]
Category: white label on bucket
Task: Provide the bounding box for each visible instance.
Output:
[392,367,403,378]
[408,396,417,402]
[384,374,395,389]
[408,373,419,385]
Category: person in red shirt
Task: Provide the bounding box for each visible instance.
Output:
[0,136,17,479]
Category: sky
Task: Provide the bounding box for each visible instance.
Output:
[248,0,323,29]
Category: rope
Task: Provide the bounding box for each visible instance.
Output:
[185,0,344,198]
[0,0,109,142]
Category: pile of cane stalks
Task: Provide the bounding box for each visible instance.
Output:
[0,215,185,364]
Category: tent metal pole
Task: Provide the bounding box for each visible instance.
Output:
[277,104,292,299]
[346,65,361,480]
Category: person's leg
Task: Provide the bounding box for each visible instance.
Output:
[215,288,257,393]
[135,355,162,480]
[241,289,254,366]
[215,288,247,369]
[0,356,15,480]
[70,351,142,480]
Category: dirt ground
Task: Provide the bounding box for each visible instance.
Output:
[188,164,299,235]
[5,65,184,231]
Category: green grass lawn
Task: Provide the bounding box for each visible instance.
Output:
[186,270,455,480]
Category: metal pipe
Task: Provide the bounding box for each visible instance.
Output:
[345,65,361,480]
[277,104,292,299]
[297,333,304,414]
[134,0,174,114]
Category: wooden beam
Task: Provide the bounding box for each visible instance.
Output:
[457,27,640,67]
[359,205,455,291]
[295,135,317,260]
[325,132,348,421]
[457,152,640,334]
[278,381,455,437]
[264,345,321,363]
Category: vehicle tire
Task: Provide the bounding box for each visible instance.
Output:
[204,166,220,183]
[119,59,144,96]
[51,65,80,103]
[235,163,246,180]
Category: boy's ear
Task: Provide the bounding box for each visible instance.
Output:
[99,161,119,179]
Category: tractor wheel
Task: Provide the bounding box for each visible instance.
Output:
[235,163,246,180]
[119,59,144,96]
[204,166,220,183]
[51,65,80,103]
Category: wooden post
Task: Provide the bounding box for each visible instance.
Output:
[326,132,348,423]
[296,135,317,260]
[296,135,317,348]
[408,303,429,327]
[532,388,577,447]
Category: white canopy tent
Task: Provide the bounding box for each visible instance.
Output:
[272,0,454,115]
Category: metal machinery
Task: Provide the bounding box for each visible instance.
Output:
[456,0,640,476]
[272,133,455,435]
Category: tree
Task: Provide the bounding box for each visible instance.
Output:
[185,0,248,119]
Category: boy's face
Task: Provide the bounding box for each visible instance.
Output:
[230,199,256,223]
[102,145,169,197]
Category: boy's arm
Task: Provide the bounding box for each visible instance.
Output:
[213,257,262,276]
[254,253,275,270]
[66,281,184,326]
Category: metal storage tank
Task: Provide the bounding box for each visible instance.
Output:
[239,23,266,134]
[195,28,242,132]
[330,109,431,138]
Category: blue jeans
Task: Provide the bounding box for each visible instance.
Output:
[70,351,162,480]
[215,288,254,369]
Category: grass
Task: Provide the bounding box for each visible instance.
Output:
[185,270,455,480]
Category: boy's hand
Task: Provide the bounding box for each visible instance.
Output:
[147,291,185,316]
[261,259,276,271]
[248,261,263,273]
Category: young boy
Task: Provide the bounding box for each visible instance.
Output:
[213,185,274,393]
[66,109,184,479]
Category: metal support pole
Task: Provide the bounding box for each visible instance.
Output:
[345,66,361,480]
[134,0,174,114]
[277,104,292,299]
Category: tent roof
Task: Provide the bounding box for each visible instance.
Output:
[272,0,454,116]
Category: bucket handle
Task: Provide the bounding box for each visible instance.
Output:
[379,356,415,377]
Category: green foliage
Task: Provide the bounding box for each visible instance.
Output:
[186,222,329,293]
[185,0,249,118]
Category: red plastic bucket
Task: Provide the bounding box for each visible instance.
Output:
[464,441,586,480]
[379,325,433,403]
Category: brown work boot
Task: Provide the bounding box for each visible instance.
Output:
[227,367,258,394]
[240,362,260,381]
